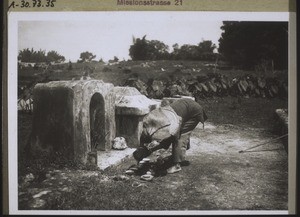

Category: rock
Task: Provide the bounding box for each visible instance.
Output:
[113,175,129,181]
[87,152,97,165]
[161,96,195,107]
[125,169,135,175]
[30,198,46,209]
[113,86,141,101]
[33,190,51,198]
[274,109,288,152]
[112,137,128,150]
[140,174,154,181]
[61,187,72,192]
[100,176,110,182]
[115,95,161,115]
[24,173,35,183]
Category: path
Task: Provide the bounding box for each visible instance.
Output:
[158,122,288,210]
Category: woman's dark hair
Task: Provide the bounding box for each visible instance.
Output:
[140,133,152,146]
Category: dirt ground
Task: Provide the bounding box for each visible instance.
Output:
[16,58,289,211]
[18,115,288,211]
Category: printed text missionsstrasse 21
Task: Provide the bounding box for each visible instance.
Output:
[117,0,183,6]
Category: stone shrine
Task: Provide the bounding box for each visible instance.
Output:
[30,80,115,165]
[29,80,161,169]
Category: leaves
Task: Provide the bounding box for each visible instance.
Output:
[247,80,255,91]
[255,88,260,96]
[199,83,209,92]
[270,85,279,95]
[207,81,217,93]
[79,51,96,62]
[220,77,228,89]
[124,74,286,100]
[152,80,164,92]
[258,77,266,89]
[19,48,65,63]
[19,71,287,114]
[218,21,288,70]
[239,79,248,92]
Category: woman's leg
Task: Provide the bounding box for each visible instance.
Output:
[172,131,191,163]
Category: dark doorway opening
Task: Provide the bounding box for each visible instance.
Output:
[90,93,105,151]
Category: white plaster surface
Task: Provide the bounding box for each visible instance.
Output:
[97,148,135,170]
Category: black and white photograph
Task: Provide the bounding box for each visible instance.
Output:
[5,6,296,215]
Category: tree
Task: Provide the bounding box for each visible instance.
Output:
[170,40,217,61]
[129,35,148,60]
[197,40,216,54]
[129,36,216,61]
[113,56,119,62]
[68,60,73,70]
[18,48,65,63]
[148,40,169,60]
[47,50,65,63]
[129,35,169,60]
[218,21,288,69]
[32,49,47,63]
[171,43,180,60]
[18,48,33,62]
[79,51,96,62]
[197,40,218,61]
[176,44,198,60]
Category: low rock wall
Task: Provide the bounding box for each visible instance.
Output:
[274,109,288,153]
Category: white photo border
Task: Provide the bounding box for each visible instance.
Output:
[7,11,296,215]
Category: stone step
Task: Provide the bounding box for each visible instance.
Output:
[96,148,135,170]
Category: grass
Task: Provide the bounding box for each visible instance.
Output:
[201,97,287,129]
[19,60,288,87]
[18,96,288,210]
[17,60,288,210]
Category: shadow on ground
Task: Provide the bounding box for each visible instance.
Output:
[18,121,288,211]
